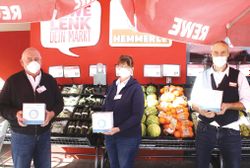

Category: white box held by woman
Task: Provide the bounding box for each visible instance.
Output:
[92,111,113,133]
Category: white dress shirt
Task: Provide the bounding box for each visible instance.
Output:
[116,77,130,95]
[26,72,42,92]
[191,65,250,130]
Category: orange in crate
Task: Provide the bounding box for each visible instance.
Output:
[176,112,189,120]
[176,122,182,131]
[163,123,171,129]
[159,117,166,124]
[174,130,181,138]
[180,126,194,138]
[180,120,193,127]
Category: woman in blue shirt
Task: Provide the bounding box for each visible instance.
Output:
[103,55,144,168]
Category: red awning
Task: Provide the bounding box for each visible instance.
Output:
[121,0,250,47]
[0,0,95,23]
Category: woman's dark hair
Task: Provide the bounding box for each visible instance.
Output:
[118,55,134,67]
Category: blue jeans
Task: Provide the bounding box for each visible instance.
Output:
[105,135,141,168]
[11,130,51,168]
[196,121,241,168]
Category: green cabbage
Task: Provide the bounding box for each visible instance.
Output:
[146,85,157,95]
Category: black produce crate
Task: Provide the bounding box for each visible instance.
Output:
[51,120,69,136]
[82,85,107,96]
[71,107,91,121]
[56,106,75,120]
[77,95,105,107]
[65,120,90,137]
[60,84,84,95]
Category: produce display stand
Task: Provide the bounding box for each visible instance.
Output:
[140,138,250,168]
[3,130,250,168]
[0,119,9,168]
[99,137,250,168]
[2,84,250,168]
[0,118,8,152]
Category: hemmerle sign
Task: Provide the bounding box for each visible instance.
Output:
[109,0,172,47]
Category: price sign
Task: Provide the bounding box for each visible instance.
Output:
[143,65,162,77]
[48,66,63,78]
[63,66,81,78]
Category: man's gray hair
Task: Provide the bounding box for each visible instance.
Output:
[21,47,41,61]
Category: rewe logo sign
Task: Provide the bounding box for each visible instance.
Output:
[0,5,22,20]
[41,1,101,57]
[168,17,209,41]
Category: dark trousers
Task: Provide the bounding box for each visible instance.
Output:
[11,130,51,168]
[195,121,241,168]
[105,135,141,168]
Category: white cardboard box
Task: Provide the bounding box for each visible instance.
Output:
[23,103,46,125]
[198,89,223,112]
[92,111,113,133]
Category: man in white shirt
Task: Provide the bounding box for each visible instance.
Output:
[191,41,250,168]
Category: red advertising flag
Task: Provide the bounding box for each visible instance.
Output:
[120,0,250,47]
[0,0,96,23]
[0,0,55,23]
[55,0,96,19]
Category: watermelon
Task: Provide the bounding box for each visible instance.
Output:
[141,114,146,123]
[146,115,159,125]
[141,123,146,137]
[145,106,158,116]
[147,124,161,137]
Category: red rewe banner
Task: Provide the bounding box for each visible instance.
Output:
[0,0,96,23]
[0,0,54,22]
[120,0,250,47]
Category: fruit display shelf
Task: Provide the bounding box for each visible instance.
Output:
[3,129,250,168]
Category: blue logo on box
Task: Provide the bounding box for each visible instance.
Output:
[97,119,106,128]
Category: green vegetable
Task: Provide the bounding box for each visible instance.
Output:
[141,86,146,93]
[147,124,161,137]
[145,106,158,116]
[141,123,146,137]
[146,115,159,125]
[141,114,146,123]
[146,85,157,95]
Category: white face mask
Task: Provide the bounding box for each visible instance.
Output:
[118,67,132,79]
[212,56,227,68]
[26,61,41,74]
